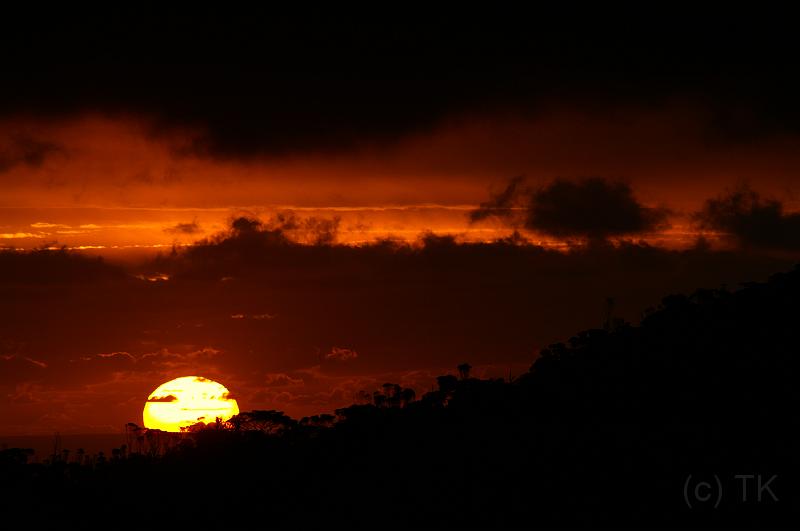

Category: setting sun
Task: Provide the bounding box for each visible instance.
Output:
[142,376,239,432]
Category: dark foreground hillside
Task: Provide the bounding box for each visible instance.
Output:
[3,266,800,527]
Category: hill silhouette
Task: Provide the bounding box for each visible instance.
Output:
[3,265,800,526]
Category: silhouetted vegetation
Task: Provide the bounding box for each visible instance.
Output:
[4,266,800,526]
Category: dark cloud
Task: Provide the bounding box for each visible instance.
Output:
[164,220,202,235]
[695,185,800,250]
[264,212,341,246]
[526,178,669,239]
[156,213,343,279]
[469,176,524,223]
[470,177,669,239]
[230,216,263,235]
[0,135,62,173]
[147,394,177,403]
[3,10,800,158]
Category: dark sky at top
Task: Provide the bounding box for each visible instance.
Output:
[3,7,800,158]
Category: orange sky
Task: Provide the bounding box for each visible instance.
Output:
[6,104,800,436]
[4,104,800,255]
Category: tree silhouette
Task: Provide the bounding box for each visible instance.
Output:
[227,410,296,434]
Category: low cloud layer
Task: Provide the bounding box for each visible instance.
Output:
[696,185,800,250]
